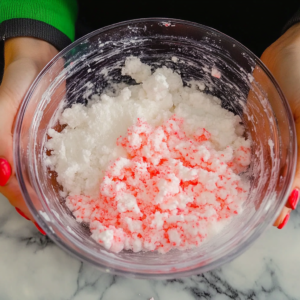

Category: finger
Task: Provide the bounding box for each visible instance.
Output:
[273,206,291,228]
[272,116,300,228]
[0,158,11,186]
[285,188,300,210]
[291,116,300,196]
[0,98,17,172]
[0,61,40,222]
[272,115,300,228]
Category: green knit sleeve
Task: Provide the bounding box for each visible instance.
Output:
[0,0,78,41]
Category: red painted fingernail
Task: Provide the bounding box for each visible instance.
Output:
[278,213,290,229]
[288,189,299,210]
[34,222,46,235]
[0,158,11,186]
[15,207,30,220]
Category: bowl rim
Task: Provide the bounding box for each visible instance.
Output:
[13,17,297,279]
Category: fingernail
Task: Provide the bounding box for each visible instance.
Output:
[278,213,290,229]
[34,222,46,235]
[15,207,30,220]
[0,158,11,186]
[288,189,300,210]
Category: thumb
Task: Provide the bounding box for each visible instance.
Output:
[0,58,41,171]
[0,59,42,222]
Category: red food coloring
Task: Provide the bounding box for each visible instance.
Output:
[66,115,250,253]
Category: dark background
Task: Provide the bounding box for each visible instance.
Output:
[76,0,300,57]
[1,0,299,82]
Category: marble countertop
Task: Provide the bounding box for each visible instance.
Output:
[1,193,300,300]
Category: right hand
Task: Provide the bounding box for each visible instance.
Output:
[261,23,300,228]
[0,37,58,229]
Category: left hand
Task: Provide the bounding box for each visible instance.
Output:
[0,37,58,230]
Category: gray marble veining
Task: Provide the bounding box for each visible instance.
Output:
[1,193,299,300]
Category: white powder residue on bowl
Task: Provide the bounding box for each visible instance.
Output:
[45,57,251,253]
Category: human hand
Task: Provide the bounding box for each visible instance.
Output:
[261,23,300,228]
[0,37,58,232]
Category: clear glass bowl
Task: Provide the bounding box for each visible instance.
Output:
[14,18,296,279]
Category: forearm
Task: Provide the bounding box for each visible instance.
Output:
[0,0,77,51]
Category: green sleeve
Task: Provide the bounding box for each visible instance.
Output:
[0,0,78,41]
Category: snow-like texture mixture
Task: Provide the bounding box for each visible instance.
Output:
[45,57,251,253]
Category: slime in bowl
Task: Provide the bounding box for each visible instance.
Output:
[45,57,251,254]
[14,19,296,278]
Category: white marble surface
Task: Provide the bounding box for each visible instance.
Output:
[1,193,300,300]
